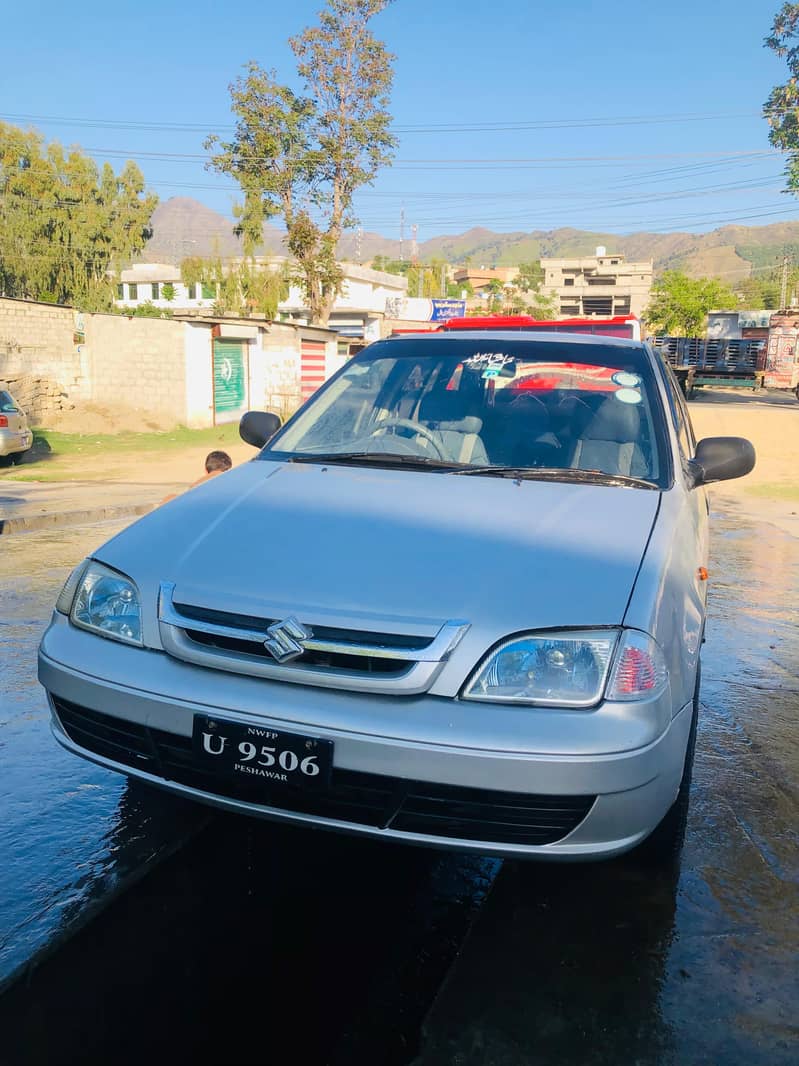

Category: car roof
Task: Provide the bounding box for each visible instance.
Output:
[384,330,644,349]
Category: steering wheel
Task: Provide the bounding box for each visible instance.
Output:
[368,417,448,459]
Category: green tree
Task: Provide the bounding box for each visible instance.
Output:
[448,278,473,298]
[406,264,441,298]
[0,122,156,307]
[161,282,176,302]
[129,300,172,319]
[513,260,546,293]
[764,4,799,191]
[645,271,738,336]
[181,256,289,318]
[370,255,409,275]
[735,272,782,309]
[207,0,396,326]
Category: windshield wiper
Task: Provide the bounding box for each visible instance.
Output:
[287,452,467,471]
[451,466,659,489]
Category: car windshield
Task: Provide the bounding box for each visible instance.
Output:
[264,336,669,486]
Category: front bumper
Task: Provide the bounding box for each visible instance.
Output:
[0,427,32,457]
[39,618,693,860]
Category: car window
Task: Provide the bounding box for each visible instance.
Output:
[0,390,19,413]
[267,338,670,486]
[659,362,694,458]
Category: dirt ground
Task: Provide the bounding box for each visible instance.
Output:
[686,389,799,538]
[58,440,258,485]
[46,403,181,435]
[688,389,798,492]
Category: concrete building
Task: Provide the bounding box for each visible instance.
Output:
[279,262,409,344]
[451,266,519,295]
[541,248,653,319]
[115,260,409,345]
[116,263,216,311]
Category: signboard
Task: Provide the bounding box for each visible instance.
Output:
[430,299,467,321]
[385,297,466,322]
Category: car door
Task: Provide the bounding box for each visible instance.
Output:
[661,360,709,701]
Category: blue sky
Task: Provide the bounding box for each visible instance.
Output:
[0,0,794,245]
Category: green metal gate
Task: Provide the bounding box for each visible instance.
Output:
[212,340,247,423]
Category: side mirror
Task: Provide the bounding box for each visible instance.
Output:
[239,411,282,449]
[688,436,755,487]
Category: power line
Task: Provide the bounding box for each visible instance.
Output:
[0,109,785,136]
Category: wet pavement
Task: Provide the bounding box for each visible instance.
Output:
[0,482,168,533]
[416,506,799,1065]
[0,521,207,988]
[0,505,797,1065]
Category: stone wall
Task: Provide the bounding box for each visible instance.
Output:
[84,313,186,425]
[0,298,88,423]
[0,297,339,430]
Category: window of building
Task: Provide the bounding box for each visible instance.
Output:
[560,304,581,316]
[582,296,613,316]
[116,284,124,300]
[564,277,575,286]
[187,283,197,300]
[201,283,216,300]
[129,283,138,300]
[151,283,159,299]
[611,259,619,265]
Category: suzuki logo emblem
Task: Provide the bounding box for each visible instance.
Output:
[264,616,312,663]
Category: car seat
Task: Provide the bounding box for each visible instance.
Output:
[418,391,488,463]
[501,393,562,467]
[570,396,649,477]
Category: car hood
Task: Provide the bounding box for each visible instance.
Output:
[97,459,660,642]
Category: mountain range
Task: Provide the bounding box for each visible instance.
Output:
[144,197,799,279]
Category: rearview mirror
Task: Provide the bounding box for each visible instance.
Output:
[689,436,755,487]
[239,410,282,449]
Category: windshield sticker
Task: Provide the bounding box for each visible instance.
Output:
[612,371,641,388]
[482,368,502,379]
[615,387,643,405]
[464,352,515,369]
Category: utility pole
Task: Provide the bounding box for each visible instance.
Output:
[399,209,405,262]
[355,226,363,265]
[780,252,791,310]
[440,263,446,298]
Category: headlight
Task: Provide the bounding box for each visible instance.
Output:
[463,630,619,707]
[463,628,668,707]
[55,559,90,615]
[69,561,143,646]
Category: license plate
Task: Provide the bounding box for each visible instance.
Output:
[192,715,333,789]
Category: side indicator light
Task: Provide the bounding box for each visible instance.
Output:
[697,567,709,582]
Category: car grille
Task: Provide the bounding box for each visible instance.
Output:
[157,582,470,695]
[53,698,596,847]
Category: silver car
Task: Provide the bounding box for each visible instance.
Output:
[0,389,33,464]
[39,332,754,860]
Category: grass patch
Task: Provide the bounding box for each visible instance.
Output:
[0,423,244,482]
[745,482,799,501]
[30,423,240,459]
